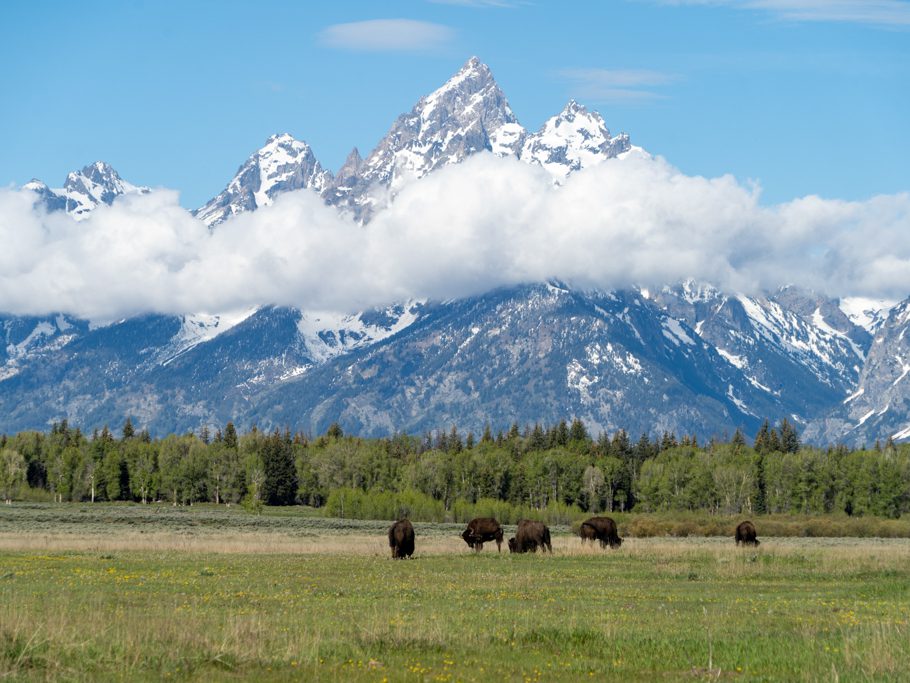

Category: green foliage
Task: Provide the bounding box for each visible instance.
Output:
[5,419,910,524]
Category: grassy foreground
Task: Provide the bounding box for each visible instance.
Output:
[1,507,910,681]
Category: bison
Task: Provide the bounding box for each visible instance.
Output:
[388,519,415,559]
[461,517,504,552]
[508,519,553,554]
[579,516,623,549]
[735,520,759,547]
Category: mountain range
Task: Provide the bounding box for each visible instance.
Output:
[10,57,907,445]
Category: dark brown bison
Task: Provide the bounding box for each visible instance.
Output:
[579,516,623,549]
[461,517,504,552]
[508,519,553,554]
[735,520,759,547]
[388,519,415,559]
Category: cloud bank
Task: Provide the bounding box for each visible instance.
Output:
[1,153,909,320]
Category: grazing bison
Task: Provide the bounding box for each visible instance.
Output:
[508,519,553,554]
[461,517,504,552]
[388,519,415,559]
[579,516,623,549]
[735,520,759,547]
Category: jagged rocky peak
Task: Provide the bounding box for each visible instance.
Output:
[329,56,526,219]
[25,161,148,219]
[323,147,364,204]
[195,133,333,228]
[521,99,631,180]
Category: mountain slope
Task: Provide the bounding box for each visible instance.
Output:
[805,297,910,445]
[246,284,780,438]
[653,281,868,423]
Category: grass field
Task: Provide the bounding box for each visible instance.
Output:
[2,505,910,681]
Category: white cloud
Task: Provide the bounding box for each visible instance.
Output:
[2,153,909,320]
[319,19,455,52]
[655,0,910,27]
[557,68,675,103]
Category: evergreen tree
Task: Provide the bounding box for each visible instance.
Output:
[481,424,493,444]
[731,429,746,453]
[529,424,547,451]
[121,417,135,440]
[611,430,631,459]
[753,420,771,454]
[552,420,570,447]
[768,428,782,453]
[779,418,800,453]
[326,423,344,440]
[261,430,298,505]
[223,422,238,450]
[448,426,463,454]
[569,418,589,443]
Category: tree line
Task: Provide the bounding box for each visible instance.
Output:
[1,417,909,520]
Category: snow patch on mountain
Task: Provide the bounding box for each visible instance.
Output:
[840,297,895,334]
[297,301,424,364]
[157,309,259,365]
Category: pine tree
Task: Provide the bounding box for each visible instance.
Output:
[768,428,782,453]
[326,423,344,440]
[569,418,588,443]
[779,418,800,453]
[224,422,238,450]
[552,420,570,447]
[448,426,463,454]
[611,430,631,459]
[122,417,135,440]
[753,420,771,454]
[731,428,747,452]
[529,424,547,451]
[261,429,298,506]
[481,424,493,444]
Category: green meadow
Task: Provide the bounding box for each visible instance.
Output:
[2,505,909,681]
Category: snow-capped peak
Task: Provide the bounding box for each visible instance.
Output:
[195,133,332,228]
[24,162,148,220]
[328,57,526,220]
[520,100,631,181]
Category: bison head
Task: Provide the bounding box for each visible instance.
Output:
[507,537,517,553]
[461,529,476,548]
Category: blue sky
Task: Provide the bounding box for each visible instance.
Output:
[1,0,907,208]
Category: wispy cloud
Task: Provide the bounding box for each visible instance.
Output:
[319,19,455,53]
[427,0,526,7]
[556,68,676,103]
[655,0,910,28]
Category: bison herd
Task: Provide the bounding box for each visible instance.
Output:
[387,516,761,558]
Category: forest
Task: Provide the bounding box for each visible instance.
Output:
[2,417,909,522]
